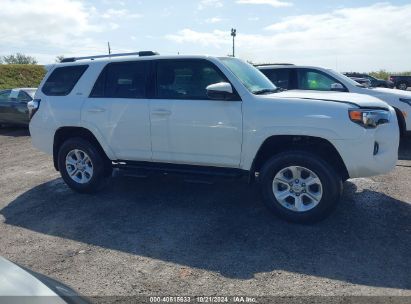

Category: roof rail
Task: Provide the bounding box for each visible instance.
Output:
[255,63,295,67]
[60,51,159,63]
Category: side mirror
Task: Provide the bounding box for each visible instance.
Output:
[206,82,234,100]
[330,83,345,92]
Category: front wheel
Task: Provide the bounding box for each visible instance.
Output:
[58,137,111,194]
[260,151,342,224]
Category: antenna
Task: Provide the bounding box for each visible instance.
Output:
[108,42,111,55]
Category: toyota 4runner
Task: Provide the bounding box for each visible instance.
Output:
[29,52,399,223]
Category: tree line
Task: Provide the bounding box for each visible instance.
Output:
[0,53,64,64]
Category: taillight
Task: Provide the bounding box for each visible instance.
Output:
[27,99,41,120]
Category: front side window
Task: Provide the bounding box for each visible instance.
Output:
[91,61,149,99]
[298,69,343,91]
[261,69,291,90]
[17,91,33,102]
[155,59,226,100]
[42,65,88,96]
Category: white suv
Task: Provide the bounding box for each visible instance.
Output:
[29,52,399,223]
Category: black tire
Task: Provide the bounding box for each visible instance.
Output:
[260,151,343,224]
[397,82,408,91]
[58,137,110,194]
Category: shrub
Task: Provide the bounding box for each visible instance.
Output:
[0,64,46,90]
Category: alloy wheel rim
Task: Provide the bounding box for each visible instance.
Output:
[66,149,94,184]
[272,166,323,213]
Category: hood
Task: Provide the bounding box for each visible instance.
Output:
[0,256,88,303]
[0,257,61,298]
[372,87,411,98]
[273,90,390,109]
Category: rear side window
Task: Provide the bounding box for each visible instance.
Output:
[261,69,291,90]
[90,61,148,99]
[42,65,88,96]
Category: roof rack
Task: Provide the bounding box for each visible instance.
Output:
[255,63,295,67]
[60,51,159,63]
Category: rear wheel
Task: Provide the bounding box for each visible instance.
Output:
[260,151,342,224]
[58,137,110,193]
[397,82,408,90]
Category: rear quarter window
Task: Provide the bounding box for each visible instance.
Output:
[42,65,88,96]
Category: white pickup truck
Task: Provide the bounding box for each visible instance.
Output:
[28,53,399,223]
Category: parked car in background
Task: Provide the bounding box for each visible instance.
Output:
[389,75,411,91]
[344,73,394,88]
[0,256,89,303]
[349,77,371,87]
[0,88,36,126]
[28,52,399,223]
[257,64,411,136]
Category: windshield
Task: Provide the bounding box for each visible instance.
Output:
[219,57,277,94]
[327,69,367,88]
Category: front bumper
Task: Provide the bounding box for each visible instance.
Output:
[331,109,399,178]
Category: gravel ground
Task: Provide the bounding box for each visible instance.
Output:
[0,127,410,299]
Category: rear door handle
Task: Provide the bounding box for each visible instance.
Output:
[88,108,106,113]
[152,109,172,116]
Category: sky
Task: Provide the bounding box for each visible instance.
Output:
[0,0,410,72]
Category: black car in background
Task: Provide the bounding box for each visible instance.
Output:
[389,75,411,91]
[0,88,36,126]
[343,73,394,88]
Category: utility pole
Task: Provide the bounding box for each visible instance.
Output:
[108,42,111,55]
[231,28,237,57]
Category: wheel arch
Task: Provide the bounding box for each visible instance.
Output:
[250,135,349,182]
[393,107,407,137]
[53,127,111,171]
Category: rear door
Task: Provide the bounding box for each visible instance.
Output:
[83,61,152,161]
[149,59,243,167]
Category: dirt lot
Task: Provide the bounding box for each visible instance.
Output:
[0,127,410,298]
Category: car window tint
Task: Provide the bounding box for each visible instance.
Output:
[261,69,291,90]
[0,90,11,102]
[17,91,32,102]
[90,61,148,99]
[42,65,88,96]
[156,60,226,100]
[298,69,340,91]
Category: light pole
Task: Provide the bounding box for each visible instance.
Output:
[231,28,237,57]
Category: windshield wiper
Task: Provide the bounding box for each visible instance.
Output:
[253,88,280,95]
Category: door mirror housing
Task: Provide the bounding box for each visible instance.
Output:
[206,82,235,100]
[330,83,345,92]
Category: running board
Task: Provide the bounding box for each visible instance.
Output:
[113,161,248,181]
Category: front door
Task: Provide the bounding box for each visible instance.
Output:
[150,59,243,168]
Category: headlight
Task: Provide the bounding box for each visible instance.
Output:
[348,109,390,129]
[399,98,411,106]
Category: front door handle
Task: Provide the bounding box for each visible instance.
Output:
[152,109,172,116]
[88,108,106,113]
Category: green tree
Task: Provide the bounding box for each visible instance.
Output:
[2,53,38,64]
